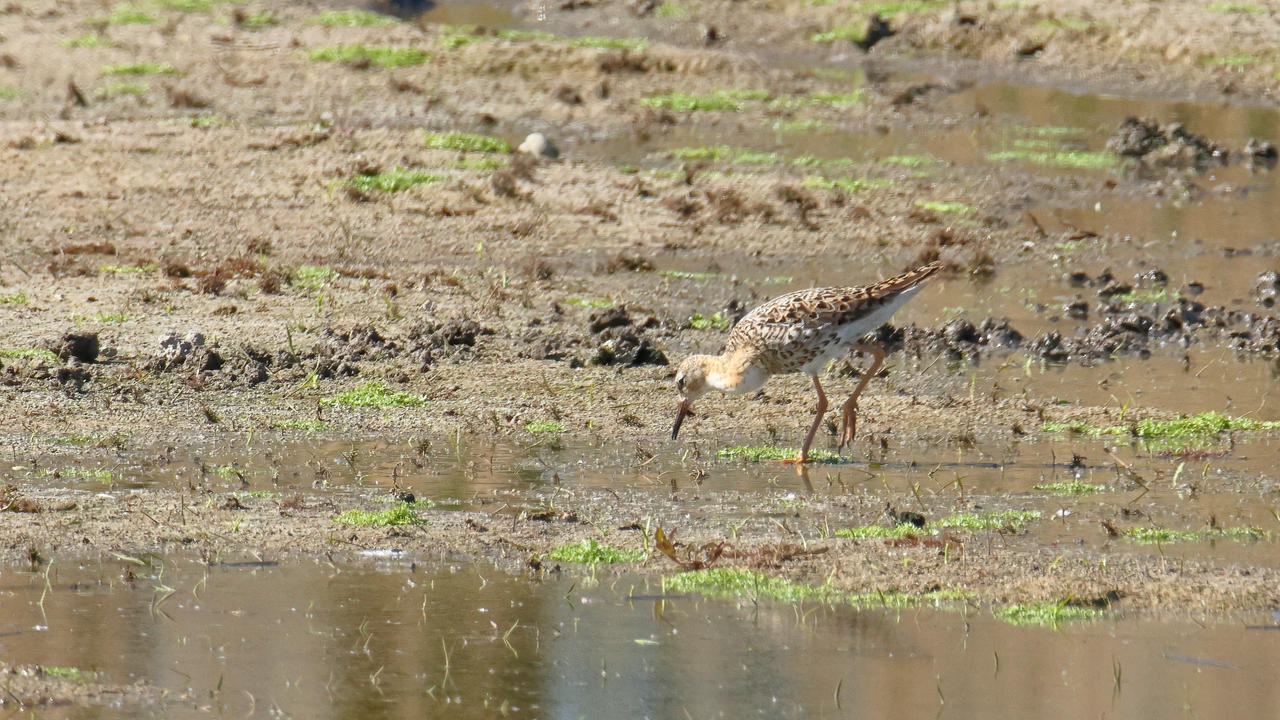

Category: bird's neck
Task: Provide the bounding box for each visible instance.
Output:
[706,352,767,394]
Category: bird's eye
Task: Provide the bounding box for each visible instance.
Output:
[676,376,685,392]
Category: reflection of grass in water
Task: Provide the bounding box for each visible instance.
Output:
[997,602,1099,627]
[717,445,842,462]
[1125,525,1267,544]
[549,539,643,564]
[1034,479,1105,496]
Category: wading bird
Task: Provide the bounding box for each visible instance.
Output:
[671,262,942,463]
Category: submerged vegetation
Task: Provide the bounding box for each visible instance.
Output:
[996,602,1100,627]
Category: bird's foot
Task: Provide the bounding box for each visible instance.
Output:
[838,403,858,449]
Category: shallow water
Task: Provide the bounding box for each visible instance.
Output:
[2,558,1279,719]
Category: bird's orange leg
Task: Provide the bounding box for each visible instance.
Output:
[784,375,828,464]
[839,344,886,449]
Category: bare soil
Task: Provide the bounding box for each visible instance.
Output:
[4,0,1280,707]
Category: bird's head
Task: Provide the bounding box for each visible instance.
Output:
[671,355,711,440]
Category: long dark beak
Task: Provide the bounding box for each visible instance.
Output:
[671,399,692,440]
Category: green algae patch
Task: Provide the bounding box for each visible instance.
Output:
[718,445,841,463]
[321,382,426,408]
[333,502,426,527]
[1125,526,1268,545]
[424,131,511,153]
[549,539,643,564]
[996,602,1100,627]
[936,510,1041,532]
[802,176,891,193]
[524,420,565,434]
[39,666,84,680]
[835,523,921,540]
[308,44,430,68]
[640,89,769,112]
[669,146,780,165]
[350,167,446,193]
[1034,479,1106,496]
[101,62,179,76]
[312,9,397,26]
[986,149,1120,170]
[687,312,729,331]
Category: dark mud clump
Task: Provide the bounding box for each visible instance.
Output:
[1253,271,1280,308]
[871,317,1024,362]
[587,306,668,367]
[53,332,99,363]
[1106,116,1226,169]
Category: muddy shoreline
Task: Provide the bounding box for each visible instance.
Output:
[3,0,1280,708]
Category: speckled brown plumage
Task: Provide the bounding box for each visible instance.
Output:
[721,261,943,375]
[671,262,943,463]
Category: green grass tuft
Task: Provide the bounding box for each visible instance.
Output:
[1125,525,1267,544]
[997,602,1099,627]
[312,9,397,26]
[1199,54,1263,67]
[640,89,769,112]
[333,501,426,526]
[524,420,565,434]
[564,297,613,308]
[549,539,643,564]
[101,62,180,75]
[986,149,1120,170]
[100,82,149,97]
[936,510,1040,532]
[321,381,427,408]
[915,200,975,215]
[39,666,84,680]
[669,146,780,165]
[292,265,336,289]
[308,44,430,68]
[687,312,730,331]
[802,176,891,193]
[883,154,938,167]
[810,25,867,44]
[0,348,60,364]
[791,155,854,168]
[61,34,111,48]
[657,269,717,281]
[99,263,156,273]
[349,167,446,193]
[1045,411,1280,443]
[104,4,157,24]
[0,87,23,99]
[835,523,921,539]
[718,445,842,463]
[1034,479,1106,496]
[0,291,26,304]
[1206,1,1262,12]
[424,131,511,153]
[666,568,843,602]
